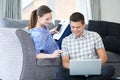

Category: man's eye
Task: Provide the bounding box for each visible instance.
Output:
[72,26,75,28]
[46,19,49,20]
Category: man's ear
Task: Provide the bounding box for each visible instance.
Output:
[83,23,86,28]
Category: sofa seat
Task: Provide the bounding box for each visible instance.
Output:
[107,51,120,63]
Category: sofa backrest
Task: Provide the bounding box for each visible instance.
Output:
[88,20,120,37]
[0,18,29,28]
[0,18,61,31]
[88,20,120,54]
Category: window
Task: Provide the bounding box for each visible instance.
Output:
[55,0,76,20]
[22,0,47,19]
[22,0,91,23]
[22,0,77,20]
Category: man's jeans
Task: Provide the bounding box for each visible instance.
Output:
[55,65,115,80]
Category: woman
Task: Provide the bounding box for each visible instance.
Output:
[28,5,62,59]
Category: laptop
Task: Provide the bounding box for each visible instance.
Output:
[70,59,102,76]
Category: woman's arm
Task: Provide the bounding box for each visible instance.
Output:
[36,50,63,59]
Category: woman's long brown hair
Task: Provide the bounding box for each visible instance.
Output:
[28,5,52,30]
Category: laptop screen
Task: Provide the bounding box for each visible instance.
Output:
[70,59,102,76]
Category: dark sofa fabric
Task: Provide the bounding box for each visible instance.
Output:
[103,36,120,54]
[87,20,120,77]
[88,20,120,54]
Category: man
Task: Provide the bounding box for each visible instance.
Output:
[56,12,115,80]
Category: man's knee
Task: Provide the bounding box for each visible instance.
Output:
[102,65,115,77]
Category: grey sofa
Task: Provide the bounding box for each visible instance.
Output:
[0,18,60,80]
[0,18,120,79]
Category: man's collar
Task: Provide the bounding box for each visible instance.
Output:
[72,30,87,39]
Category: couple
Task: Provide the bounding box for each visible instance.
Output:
[28,5,115,80]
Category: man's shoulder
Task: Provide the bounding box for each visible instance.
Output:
[62,34,73,43]
[86,30,96,34]
[86,30,99,36]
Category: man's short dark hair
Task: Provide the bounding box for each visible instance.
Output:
[70,12,85,24]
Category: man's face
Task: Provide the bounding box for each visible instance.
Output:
[70,21,85,37]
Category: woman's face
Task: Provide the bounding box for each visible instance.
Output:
[38,12,52,26]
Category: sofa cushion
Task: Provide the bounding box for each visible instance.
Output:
[0,18,29,28]
[108,22,120,36]
[106,51,120,63]
[103,36,120,54]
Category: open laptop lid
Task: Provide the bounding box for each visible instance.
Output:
[70,59,102,76]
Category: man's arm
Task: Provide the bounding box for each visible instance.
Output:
[62,56,70,69]
[96,48,107,65]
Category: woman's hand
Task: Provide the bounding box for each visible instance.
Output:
[51,50,63,58]
[36,50,63,59]
[50,27,57,35]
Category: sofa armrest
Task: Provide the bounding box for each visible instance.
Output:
[37,57,60,67]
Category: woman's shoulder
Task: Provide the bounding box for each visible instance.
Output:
[30,28,47,36]
[30,28,44,33]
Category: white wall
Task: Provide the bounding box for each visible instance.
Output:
[22,0,33,9]
[76,0,92,23]
[47,0,56,23]
[100,0,120,23]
